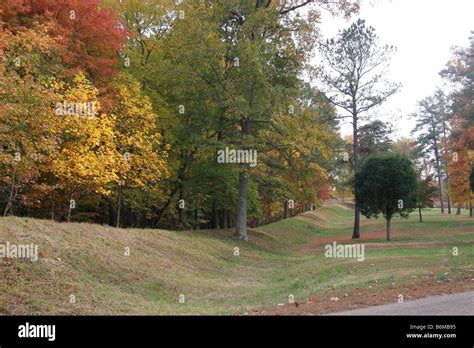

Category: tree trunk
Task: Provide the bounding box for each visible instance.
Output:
[235,115,251,241]
[193,208,198,230]
[352,106,361,239]
[432,130,444,213]
[283,200,289,219]
[441,116,451,214]
[116,186,122,228]
[456,205,461,215]
[470,202,473,217]
[386,217,392,241]
[222,209,228,229]
[67,193,73,223]
[418,206,423,222]
[235,176,248,233]
[3,172,16,217]
[235,170,248,240]
[154,185,180,227]
[51,188,55,221]
[447,192,451,214]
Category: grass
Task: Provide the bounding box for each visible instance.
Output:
[0,205,473,315]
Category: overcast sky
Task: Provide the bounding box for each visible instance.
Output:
[314,0,473,139]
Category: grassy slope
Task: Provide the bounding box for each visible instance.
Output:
[0,206,473,315]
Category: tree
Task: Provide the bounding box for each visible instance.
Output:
[332,136,353,204]
[448,133,473,216]
[50,74,123,222]
[359,120,394,160]
[0,23,61,217]
[441,33,474,216]
[415,174,437,222]
[159,0,357,240]
[318,19,400,239]
[1,0,359,230]
[411,92,452,214]
[225,1,322,240]
[108,74,169,228]
[355,155,417,240]
[1,0,129,80]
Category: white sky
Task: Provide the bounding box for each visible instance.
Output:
[315,0,473,139]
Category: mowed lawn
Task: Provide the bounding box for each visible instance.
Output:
[0,205,472,315]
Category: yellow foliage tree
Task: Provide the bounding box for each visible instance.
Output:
[50,74,124,221]
[109,74,169,226]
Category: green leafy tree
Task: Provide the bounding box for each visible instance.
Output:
[355,155,417,240]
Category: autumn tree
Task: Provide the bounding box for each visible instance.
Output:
[0,23,60,216]
[108,74,169,227]
[50,74,123,222]
[441,33,474,216]
[1,0,128,80]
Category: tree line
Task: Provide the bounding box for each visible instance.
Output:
[1,1,472,241]
[0,0,359,235]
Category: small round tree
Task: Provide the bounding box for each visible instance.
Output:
[355,155,417,240]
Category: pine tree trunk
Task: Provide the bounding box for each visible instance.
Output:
[432,134,444,213]
[442,118,451,214]
[352,105,361,239]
